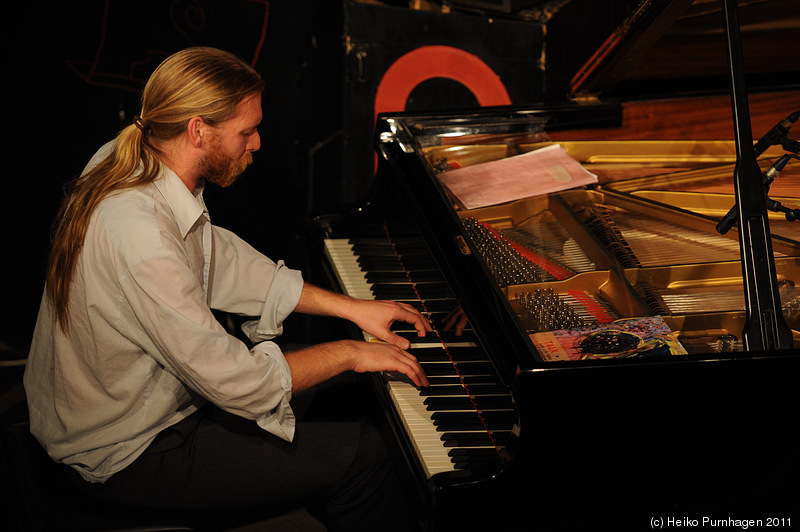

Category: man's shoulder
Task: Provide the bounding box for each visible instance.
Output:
[91,185,181,260]
[96,185,162,224]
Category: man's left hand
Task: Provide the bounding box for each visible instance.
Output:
[349,299,433,349]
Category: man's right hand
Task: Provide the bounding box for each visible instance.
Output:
[347,340,429,388]
[285,339,428,393]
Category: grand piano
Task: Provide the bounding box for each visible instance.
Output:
[311,0,800,529]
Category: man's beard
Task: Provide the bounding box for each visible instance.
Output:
[199,142,253,188]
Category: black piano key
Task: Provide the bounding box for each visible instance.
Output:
[462,375,503,386]
[449,347,490,360]
[408,348,451,362]
[418,383,508,396]
[371,282,453,300]
[425,376,465,386]
[366,270,445,284]
[453,362,499,376]
[431,411,485,428]
[443,438,497,449]
[410,346,491,362]
[416,373,503,389]
[417,363,459,377]
[364,242,429,252]
[421,375,501,388]
[432,415,487,431]
[424,395,515,411]
[349,235,429,248]
[355,255,402,267]
[424,397,475,411]
[390,310,458,326]
[440,432,501,447]
[416,346,487,361]
[391,321,466,334]
[354,251,436,267]
[357,255,439,271]
[350,237,430,251]
[403,300,461,313]
[432,411,516,431]
[417,384,468,396]
[401,330,479,343]
[441,430,511,446]
[452,458,495,469]
[447,448,501,459]
[449,447,501,468]
[449,449,505,468]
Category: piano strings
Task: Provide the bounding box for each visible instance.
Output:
[461,216,620,333]
[580,204,770,267]
[635,280,800,317]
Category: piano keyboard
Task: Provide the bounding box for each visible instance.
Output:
[324,237,516,478]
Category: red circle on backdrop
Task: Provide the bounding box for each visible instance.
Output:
[375,45,512,115]
[372,45,512,171]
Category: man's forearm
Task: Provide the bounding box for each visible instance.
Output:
[284,340,354,393]
[294,282,431,349]
[293,283,355,319]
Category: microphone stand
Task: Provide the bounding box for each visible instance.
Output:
[720,0,794,351]
[716,107,800,236]
[717,151,800,234]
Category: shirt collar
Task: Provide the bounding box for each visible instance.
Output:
[153,166,208,238]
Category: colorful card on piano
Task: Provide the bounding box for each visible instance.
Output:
[530,316,687,361]
[436,143,598,210]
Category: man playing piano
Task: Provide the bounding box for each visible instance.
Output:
[24,46,429,531]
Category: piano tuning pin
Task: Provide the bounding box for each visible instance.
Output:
[717,334,738,352]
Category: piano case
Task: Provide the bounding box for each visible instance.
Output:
[313,1,800,529]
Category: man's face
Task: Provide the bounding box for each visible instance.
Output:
[200,93,262,188]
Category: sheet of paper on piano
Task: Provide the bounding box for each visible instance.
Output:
[436,143,598,210]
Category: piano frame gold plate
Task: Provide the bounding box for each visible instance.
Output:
[417,136,800,356]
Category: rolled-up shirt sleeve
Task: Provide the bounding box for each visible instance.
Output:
[207,225,304,336]
[249,340,295,440]
[240,263,304,342]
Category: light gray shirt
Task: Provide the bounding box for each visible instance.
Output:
[24,143,303,483]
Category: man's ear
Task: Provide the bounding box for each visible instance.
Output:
[187,116,207,148]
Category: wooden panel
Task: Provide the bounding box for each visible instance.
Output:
[550,90,800,141]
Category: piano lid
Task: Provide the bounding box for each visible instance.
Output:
[563,0,800,100]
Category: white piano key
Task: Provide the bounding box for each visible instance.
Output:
[388,379,457,476]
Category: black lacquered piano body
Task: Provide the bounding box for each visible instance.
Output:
[310,2,800,529]
[313,104,800,529]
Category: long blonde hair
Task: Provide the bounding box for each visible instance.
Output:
[47,47,264,331]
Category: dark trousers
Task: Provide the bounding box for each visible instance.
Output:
[65,401,418,531]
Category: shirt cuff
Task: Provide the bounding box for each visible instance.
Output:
[251,341,295,442]
[241,261,303,342]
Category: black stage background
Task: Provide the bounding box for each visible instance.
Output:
[4,0,625,365]
[6,0,792,416]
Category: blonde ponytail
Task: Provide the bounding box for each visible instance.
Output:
[47,47,263,330]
